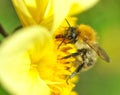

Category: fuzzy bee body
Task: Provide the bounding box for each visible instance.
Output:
[63,42,97,80]
[57,19,110,81]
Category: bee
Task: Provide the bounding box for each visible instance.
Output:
[58,19,110,81]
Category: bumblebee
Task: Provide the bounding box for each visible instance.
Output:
[58,19,110,80]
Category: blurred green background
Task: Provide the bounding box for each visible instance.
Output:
[0,0,120,95]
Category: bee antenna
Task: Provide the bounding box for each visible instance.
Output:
[65,18,71,27]
[58,18,71,49]
[57,19,72,49]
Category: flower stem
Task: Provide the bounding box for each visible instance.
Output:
[0,24,9,37]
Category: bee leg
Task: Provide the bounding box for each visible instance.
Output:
[61,52,80,59]
[57,37,66,49]
[66,72,77,84]
[66,63,84,84]
[75,62,84,73]
[61,49,84,59]
[57,29,70,49]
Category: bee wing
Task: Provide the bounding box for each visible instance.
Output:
[87,43,110,63]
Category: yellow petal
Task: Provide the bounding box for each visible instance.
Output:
[40,0,54,31]
[52,0,71,32]
[69,0,99,15]
[24,0,49,23]
[0,26,53,95]
[12,0,49,26]
[52,0,99,33]
[12,0,36,26]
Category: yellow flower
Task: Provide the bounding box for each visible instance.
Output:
[12,0,99,32]
[0,25,78,95]
[0,26,52,95]
[0,0,99,95]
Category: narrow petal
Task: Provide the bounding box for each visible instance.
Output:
[69,0,99,15]
[24,0,49,23]
[0,26,53,95]
[52,0,99,33]
[12,0,36,26]
[12,0,49,26]
[52,0,71,32]
[40,0,54,31]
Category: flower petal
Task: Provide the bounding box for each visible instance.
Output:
[12,0,49,26]
[24,0,49,23]
[69,0,99,15]
[52,0,99,33]
[52,0,71,32]
[12,0,36,26]
[0,26,53,95]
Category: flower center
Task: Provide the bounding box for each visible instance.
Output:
[54,29,78,82]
